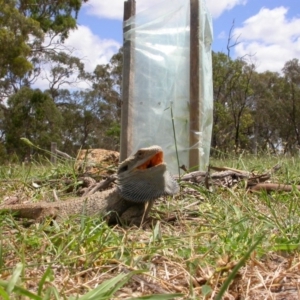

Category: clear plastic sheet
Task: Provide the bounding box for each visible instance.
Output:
[124,0,213,174]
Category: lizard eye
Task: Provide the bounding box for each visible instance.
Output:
[119,165,128,173]
[137,150,143,157]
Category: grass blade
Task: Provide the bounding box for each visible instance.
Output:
[215,235,264,300]
[37,265,53,296]
[0,286,10,300]
[6,262,23,293]
[128,294,183,300]
[0,280,42,300]
[78,272,136,300]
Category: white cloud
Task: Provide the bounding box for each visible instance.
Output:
[206,0,247,18]
[84,0,246,20]
[33,25,121,90]
[64,25,121,72]
[217,31,227,39]
[233,7,300,72]
[84,0,123,20]
[84,0,164,20]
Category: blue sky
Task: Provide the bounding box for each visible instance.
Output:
[49,0,300,81]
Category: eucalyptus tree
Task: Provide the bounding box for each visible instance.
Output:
[212,52,255,153]
[82,49,123,150]
[0,0,89,159]
[273,59,300,153]
[0,0,88,100]
[4,87,63,159]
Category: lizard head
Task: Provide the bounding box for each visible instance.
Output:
[117,145,179,203]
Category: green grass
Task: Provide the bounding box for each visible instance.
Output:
[1,154,300,299]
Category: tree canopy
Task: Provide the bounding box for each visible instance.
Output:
[0,1,299,162]
[212,54,300,155]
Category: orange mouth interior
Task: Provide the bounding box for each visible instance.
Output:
[136,151,163,170]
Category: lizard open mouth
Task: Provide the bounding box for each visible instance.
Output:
[136,151,164,170]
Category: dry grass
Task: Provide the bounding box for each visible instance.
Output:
[1,153,300,299]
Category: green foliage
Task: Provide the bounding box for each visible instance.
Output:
[0,0,43,78]
[0,0,88,103]
[5,87,63,158]
[54,49,123,154]
[0,0,87,80]
[212,52,300,155]
[106,122,121,138]
[17,0,88,40]
[212,52,256,152]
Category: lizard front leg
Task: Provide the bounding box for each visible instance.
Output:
[119,200,155,226]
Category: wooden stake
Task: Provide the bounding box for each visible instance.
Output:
[120,0,136,161]
[189,0,200,170]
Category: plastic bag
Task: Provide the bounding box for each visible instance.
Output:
[124,0,213,174]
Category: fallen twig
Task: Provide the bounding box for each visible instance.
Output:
[249,183,300,193]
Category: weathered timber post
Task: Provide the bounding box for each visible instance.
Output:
[51,142,57,164]
[189,0,200,169]
[120,0,136,161]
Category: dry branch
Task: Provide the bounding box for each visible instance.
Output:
[175,163,300,193]
[249,183,300,193]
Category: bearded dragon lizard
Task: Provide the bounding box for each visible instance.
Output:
[0,146,179,226]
